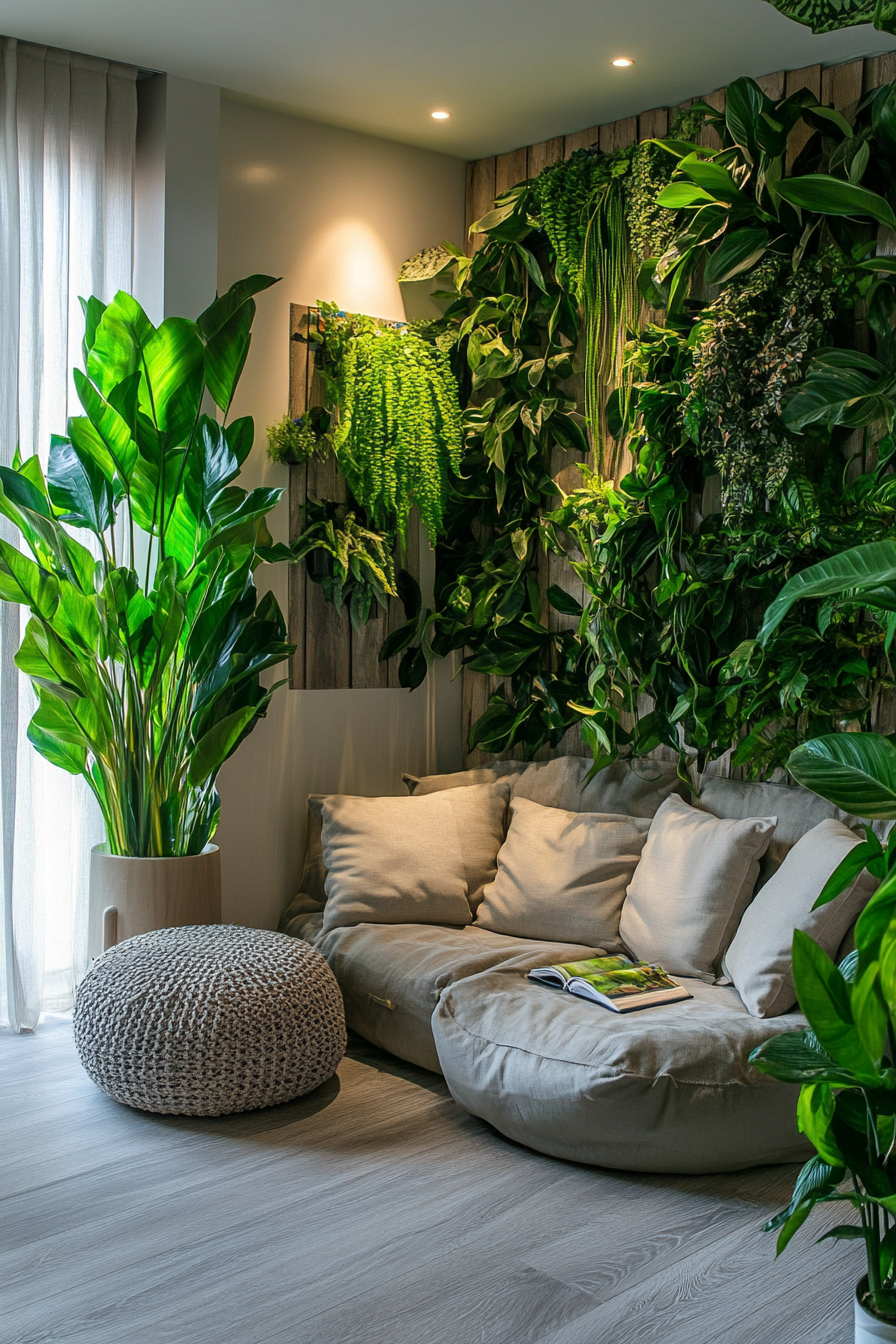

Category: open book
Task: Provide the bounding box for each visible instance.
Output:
[527,955,692,1013]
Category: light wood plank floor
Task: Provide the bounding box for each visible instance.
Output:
[1,1016,862,1344]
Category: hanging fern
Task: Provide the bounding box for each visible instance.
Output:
[319,310,464,547]
[534,150,602,302]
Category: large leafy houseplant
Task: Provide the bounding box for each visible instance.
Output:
[0,274,295,857]
[751,877,896,1325]
[750,541,896,1326]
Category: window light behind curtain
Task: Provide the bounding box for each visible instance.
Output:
[0,37,138,1031]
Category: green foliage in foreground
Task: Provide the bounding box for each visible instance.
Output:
[0,275,295,856]
[753,544,896,1323]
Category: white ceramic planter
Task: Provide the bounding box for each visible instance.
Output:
[856,1281,896,1342]
[87,844,221,959]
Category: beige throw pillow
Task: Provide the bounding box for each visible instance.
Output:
[724,818,878,1018]
[619,794,776,982]
[476,798,651,948]
[319,782,510,934]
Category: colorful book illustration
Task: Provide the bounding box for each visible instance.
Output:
[527,955,692,1012]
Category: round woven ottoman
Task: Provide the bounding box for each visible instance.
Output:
[73,925,346,1116]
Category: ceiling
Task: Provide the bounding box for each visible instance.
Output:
[3,0,896,160]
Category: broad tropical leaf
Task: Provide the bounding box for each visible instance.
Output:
[758,541,896,643]
[775,176,896,228]
[787,734,896,819]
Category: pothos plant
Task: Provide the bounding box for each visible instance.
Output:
[0,275,295,857]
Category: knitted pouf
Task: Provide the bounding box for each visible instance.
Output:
[73,925,346,1116]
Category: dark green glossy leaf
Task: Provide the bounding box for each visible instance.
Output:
[787,734,896,820]
[47,440,114,534]
[759,541,896,643]
[775,175,896,228]
[705,228,769,285]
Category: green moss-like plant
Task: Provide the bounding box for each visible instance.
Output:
[315,305,463,547]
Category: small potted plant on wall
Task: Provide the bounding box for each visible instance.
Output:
[0,274,294,953]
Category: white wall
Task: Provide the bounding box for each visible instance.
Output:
[214,97,467,929]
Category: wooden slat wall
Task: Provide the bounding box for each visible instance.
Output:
[287,303,421,690]
[461,53,896,766]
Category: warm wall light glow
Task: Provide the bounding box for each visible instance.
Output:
[431,110,451,120]
[611,57,634,67]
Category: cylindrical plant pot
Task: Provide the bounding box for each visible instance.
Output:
[856,1279,896,1342]
[87,845,221,959]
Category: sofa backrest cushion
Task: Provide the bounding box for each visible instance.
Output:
[405,756,687,817]
[475,798,652,949]
[318,782,511,934]
[619,795,777,982]
[723,818,878,1017]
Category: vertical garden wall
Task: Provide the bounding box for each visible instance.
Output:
[283,51,896,787]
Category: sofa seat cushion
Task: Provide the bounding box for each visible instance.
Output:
[314,922,607,1073]
[432,968,811,1173]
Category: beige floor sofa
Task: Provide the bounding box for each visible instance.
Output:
[281,756,880,1174]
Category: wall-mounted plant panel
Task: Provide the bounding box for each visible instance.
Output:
[286,303,420,690]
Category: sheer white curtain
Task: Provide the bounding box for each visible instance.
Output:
[0,37,137,1031]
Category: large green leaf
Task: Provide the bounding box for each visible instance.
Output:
[676,154,749,204]
[187,705,258,787]
[781,348,894,434]
[47,439,114,535]
[750,1029,855,1085]
[791,929,881,1082]
[196,274,279,341]
[87,291,155,399]
[140,318,205,444]
[873,80,896,156]
[725,77,771,162]
[787,734,896,819]
[203,300,254,413]
[705,227,770,285]
[775,175,896,228]
[73,368,139,481]
[797,1082,843,1165]
[0,540,59,618]
[759,540,896,643]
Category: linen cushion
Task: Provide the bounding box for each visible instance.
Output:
[405,755,687,818]
[475,797,651,948]
[696,772,891,888]
[319,782,510,934]
[724,818,878,1018]
[315,921,607,1071]
[432,968,810,1172]
[619,794,776,982]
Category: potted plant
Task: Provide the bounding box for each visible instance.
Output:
[0,274,295,953]
[751,538,896,1340]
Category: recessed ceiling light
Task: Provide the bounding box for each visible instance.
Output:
[431,110,451,120]
[611,57,634,67]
